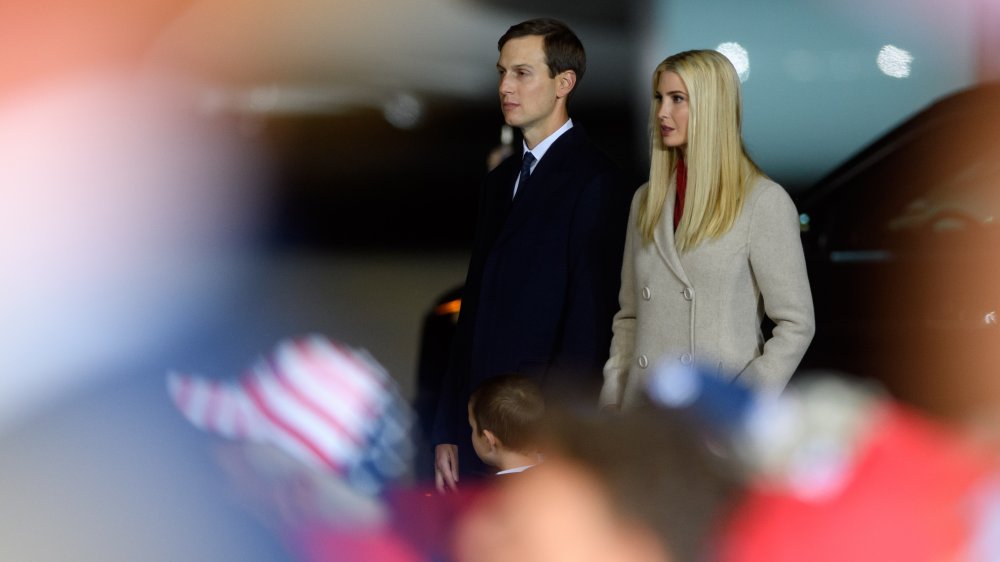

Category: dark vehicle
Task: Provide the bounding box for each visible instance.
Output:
[798,82,1000,418]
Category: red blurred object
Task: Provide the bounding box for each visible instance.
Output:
[287,483,488,562]
[720,404,998,562]
[0,0,189,89]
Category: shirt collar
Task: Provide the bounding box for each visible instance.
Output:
[496,464,535,475]
[522,118,573,165]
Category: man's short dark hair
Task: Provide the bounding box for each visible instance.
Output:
[469,374,545,453]
[498,18,586,84]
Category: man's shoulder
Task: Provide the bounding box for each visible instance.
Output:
[485,152,521,181]
[553,125,618,172]
[478,153,520,200]
[527,129,621,204]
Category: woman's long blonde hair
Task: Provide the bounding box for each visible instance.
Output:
[639,49,764,252]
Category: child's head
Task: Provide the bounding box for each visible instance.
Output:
[467,374,545,468]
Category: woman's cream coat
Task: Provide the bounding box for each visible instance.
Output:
[600,177,815,409]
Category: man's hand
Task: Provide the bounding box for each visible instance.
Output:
[434,444,459,493]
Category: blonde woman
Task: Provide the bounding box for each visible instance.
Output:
[600,50,815,410]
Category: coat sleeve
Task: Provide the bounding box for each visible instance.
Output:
[429,171,501,446]
[599,187,645,408]
[740,182,815,392]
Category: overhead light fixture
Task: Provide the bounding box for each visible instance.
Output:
[877,45,913,79]
[717,42,750,82]
[383,92,422,129]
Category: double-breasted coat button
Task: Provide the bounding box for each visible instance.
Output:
[682,287,694,301]
[641,286,652,301]
[638,354,649,368]
[680,353,693,365]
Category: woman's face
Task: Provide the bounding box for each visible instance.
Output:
[655,71,689,149]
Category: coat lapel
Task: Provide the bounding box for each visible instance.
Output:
[651,176,691,286]
[478,157,519,247]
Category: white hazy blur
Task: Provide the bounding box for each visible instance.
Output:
[0,71,267,433]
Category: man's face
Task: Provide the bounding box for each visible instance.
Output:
[497,35,562,139]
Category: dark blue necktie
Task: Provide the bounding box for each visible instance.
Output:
[515,151,536,199]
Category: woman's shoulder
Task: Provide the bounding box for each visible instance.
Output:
[630,181,650,207]
[745,176,799,229]
[747,175,785,197]
[746,176,795,210]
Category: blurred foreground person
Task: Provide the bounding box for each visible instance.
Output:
[691,374,1000,562]
[454,404,740,562]
[644,361,1000,561]
[0,73,287,560]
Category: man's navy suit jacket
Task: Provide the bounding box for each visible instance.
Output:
[431,125,633,468]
